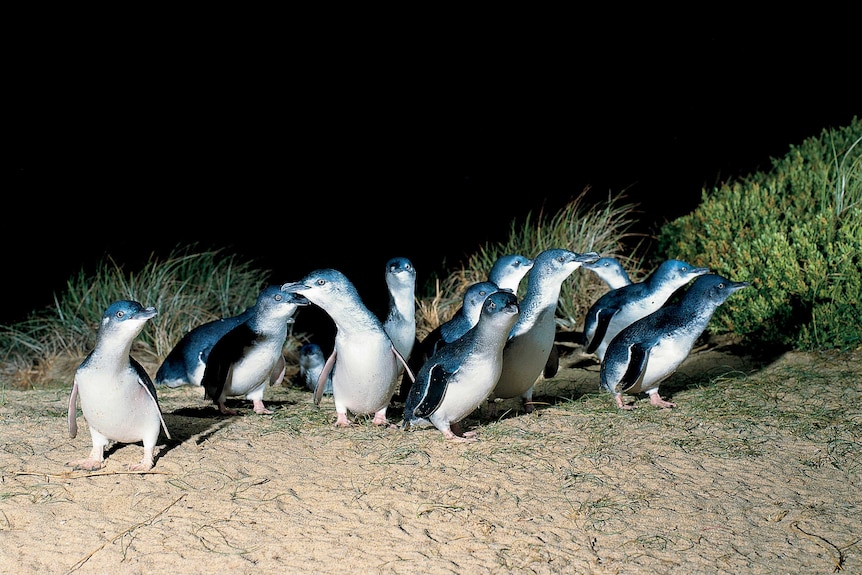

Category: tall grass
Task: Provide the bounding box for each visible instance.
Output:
[0,245,269,390]
[415,187,649,334]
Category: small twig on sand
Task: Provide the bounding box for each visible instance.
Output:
[63,493,187,574]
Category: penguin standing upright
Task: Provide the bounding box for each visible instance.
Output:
[68,300,170,472]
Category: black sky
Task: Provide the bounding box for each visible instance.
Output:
[7,24,858,324]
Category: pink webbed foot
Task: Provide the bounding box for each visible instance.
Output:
[334,413,354,427]
[649,393,677,409]
[615,395,637,410]
[252,400,274,415]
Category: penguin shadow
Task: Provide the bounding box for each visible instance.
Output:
[153,398,300,460]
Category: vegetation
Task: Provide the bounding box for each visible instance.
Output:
[656,117,861,352]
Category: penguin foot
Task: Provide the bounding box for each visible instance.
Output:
[218,402,239,416]
[521,399,536,414]
[252,400,273,415]
[441,428,478,443]
[334,413,355,427]
[129,457,155,472]
[648,393,677,409]
[614,395,637,410]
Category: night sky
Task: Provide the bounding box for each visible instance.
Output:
[7,25,858,325]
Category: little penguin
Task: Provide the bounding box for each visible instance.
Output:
[382,256,417,369]
[201,285,309,415]
[394,280,503,404]
[67,300,170,472]
[600,273,750,409]
[582,256,633,290]
[490,248,600,413]
[403,289,520,441]
[488,253,534,293]
[583,259,710,362]
[298,342,333,395]
[282,269,414,427]
[154,307,254,387]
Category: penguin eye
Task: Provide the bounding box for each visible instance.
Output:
[116,310,125,319]
[316,279,326,287]
[718,282,725,289]
[275,294,283,302]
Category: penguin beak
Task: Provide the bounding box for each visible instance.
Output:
[575,251,601,263]
[284,292,311,306]
[135,307,158,321]
[281,282,310,294]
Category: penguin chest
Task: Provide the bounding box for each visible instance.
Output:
[495,318,555,398]
[629,338,691,393]
[225,344,279,396]
[76,367,161,443]
[433,353,503,423]
[332,335,399,412]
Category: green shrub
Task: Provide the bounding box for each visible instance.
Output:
[656,118,861,351]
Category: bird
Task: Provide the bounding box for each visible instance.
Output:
[489,248,600,413]
[382,256,417,370]
[582,256,632,290]
[488,253,534,292]
[403,289,520,441]
[600,273,750,409]
[201,285,309,415]
[154,307,254,387]
[298,342,332,395]
[67,300,170,472]
[582,259,711,362]
[282,269,414,427]
[393,280,503,404]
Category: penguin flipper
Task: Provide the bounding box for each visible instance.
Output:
[392,343,415,384]
[585,307,618,354]
[68,379,79,439]
[269,354,286,386]
[620,342,654,393]
[314,349,337,405]
[413,363,452,419]
[132,357,171,440]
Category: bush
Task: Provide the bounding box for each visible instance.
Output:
[656,117,861,351]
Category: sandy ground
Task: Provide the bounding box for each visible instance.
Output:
[1,345,860,575]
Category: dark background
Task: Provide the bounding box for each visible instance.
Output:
[7,23,858,325]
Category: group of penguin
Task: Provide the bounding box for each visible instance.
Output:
[66,249,749,472]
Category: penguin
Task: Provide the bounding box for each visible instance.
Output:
[420,281,503,357]
[582,256,632,290]
[583,259,710,362]
[403,289,520,441]
[67,300,170,472]
[298,342,332,395]
[201,285,309,415]
[282,269,414,427]
[154,307,254,387]
[382,256,417,369]
[394,281,506,404]
[600,273,750,409]
[489,248,600,413]
[488,253,534,292]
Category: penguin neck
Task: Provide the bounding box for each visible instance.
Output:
[91,333,137,365]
